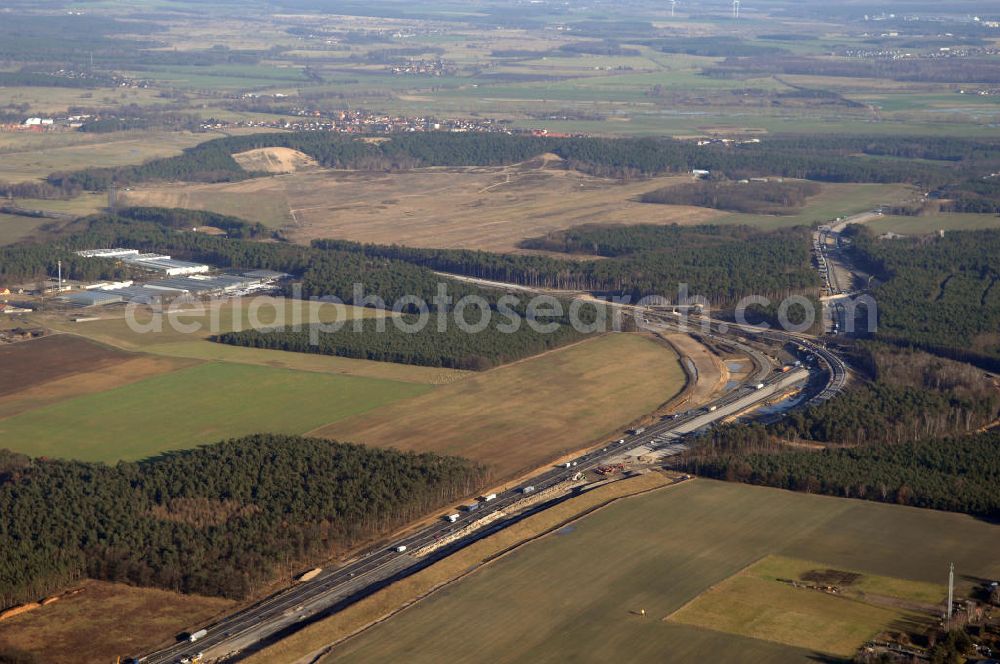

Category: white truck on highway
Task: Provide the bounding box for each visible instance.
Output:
[445,513,460,523]
[481,493,497,502]
[188,629,207,643]
[755,383,766,390]
[394,545,407,553]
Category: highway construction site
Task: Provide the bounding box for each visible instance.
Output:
[137,279,849,664]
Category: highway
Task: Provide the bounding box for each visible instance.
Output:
[138,286,848,664]
[142,372,812,663]
[815,210,886,334]
[140,348,837,663]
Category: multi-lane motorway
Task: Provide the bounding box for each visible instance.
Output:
[139,305,847,664]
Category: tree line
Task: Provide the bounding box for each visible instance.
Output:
[0,244,126,285]
[48,131,974,193]
[0,214,517,313]
[682,430,1000,519]
[317,224,819,306]
[116,207,273,239]
[214,313,590,371]
[678,342,1000,517]
[773,343,999,446]
[0,180,83,201]
[639,179,822,215]
[939,177,1000,214]
[0,435,490,610]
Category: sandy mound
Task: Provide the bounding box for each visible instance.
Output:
[232,147,319,174]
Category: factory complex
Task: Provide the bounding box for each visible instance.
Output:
[58,249,290,307]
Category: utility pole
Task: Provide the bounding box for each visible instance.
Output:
[947,562,955,621]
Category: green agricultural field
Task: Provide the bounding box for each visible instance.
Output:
[40,298,384,350]
[11,193,107,217]
[867,213,1000,235]
[504,114,1000,139]
[0,361,429,462]
[329,481,1000,664]
[713,183,917,230]
[133,64,310,91]
[0,213,53,246]
[138,340,470,385]
[669,555,945,656]
[120,184,294,229]
[0,86,171,114]
[0,131,211,183]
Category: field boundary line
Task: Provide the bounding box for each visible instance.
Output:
[661,553,770,622]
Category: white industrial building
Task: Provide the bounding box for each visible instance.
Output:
[66,249,289,307]
[59,291,126,307]
[75,248,210,276]
[125,257,210,276]
[76,248,141,259]
[84,280,134,290]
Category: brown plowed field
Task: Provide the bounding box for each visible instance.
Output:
[121,164,718,251]
[0,335,132,397]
